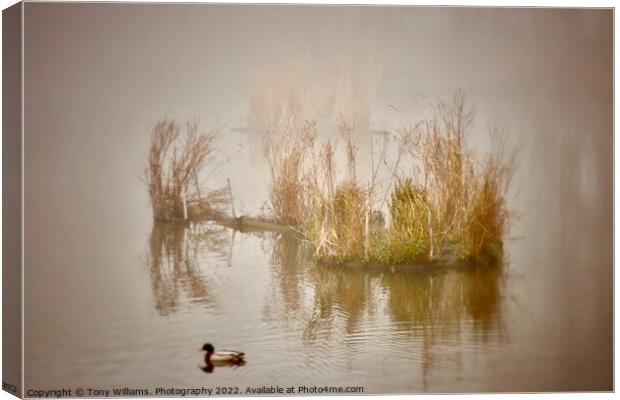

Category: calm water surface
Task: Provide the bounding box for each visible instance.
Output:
[23,173,611,393]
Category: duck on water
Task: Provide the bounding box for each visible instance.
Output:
[201,343,246,365]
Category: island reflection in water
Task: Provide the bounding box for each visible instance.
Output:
[268,232,505,336]
[146,221,232,316]
[145,222,507,389]
[267,232,507,382]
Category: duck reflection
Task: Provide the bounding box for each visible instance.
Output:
[146,221,231,316]
[200,364,215,373]
[199,362,246,374]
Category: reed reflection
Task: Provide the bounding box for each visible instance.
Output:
[268,232,506,346]
[146,221,231,316]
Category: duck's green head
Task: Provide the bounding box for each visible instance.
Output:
[202,343,214,353]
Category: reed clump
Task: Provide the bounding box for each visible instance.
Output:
[305,181,370,263]
[264,92,514,266]
[410,93,513,264]
[298,122,387,264]
[145,118,225,221]
[376,178,433,264]
[263,121,317,226]
[462,139,513,264]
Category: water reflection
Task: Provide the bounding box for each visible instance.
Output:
[269,232,507,349]
[144,222,508,387]
[383,266,505,338]
[200,358,246,374]
[146,221,231,315]
[200,362,246,374]
[201,364,215,374]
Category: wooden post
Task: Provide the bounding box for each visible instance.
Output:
[194,172,201,199]
[181,186,188,221]
[227,178,237,219]
[428,206,433,259]
[363,201,370,261]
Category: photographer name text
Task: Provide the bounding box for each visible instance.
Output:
[25,385,364,397]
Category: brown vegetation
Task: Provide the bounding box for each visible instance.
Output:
[263,121,317,226]
[145,118,226,221]
[264,91,514,266]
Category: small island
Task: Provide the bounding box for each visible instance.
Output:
[144,91,514,268]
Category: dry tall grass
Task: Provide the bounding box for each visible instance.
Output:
[145,118,221,221]
[382,178,433,263]
[305,181,370,263]
[300,121,385,264]
[263,121,317,226]
[264,91,514,266]
[397,92,514,264]
[464,133,514,263]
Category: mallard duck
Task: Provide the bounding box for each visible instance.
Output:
[201,343,245,364]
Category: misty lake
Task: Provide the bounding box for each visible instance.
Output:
[22,4,611,395]
[23,121,613,393]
